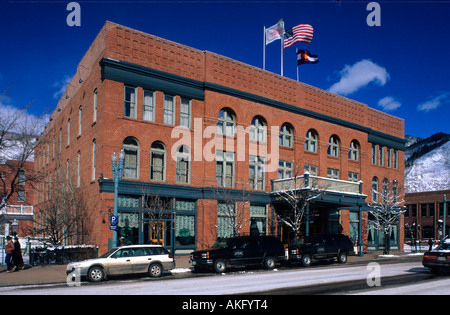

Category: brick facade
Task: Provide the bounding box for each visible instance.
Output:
[35,22,405,255]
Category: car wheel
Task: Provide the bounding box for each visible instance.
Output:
[148,263,163,278]
[88,266,104,282]
[301,254,312,267]
[213,259,227,273]
[337,251,348,264]
[264,256,276,270]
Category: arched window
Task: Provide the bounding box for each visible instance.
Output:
[122,137,139,179]
[348,140,359,161]
[327,135,340,157]
[279,123,293,148]
[382,178,389,203]
[304,129,318,153]
[392,180,398,202]
[250,116,267,142]
[150,141,166,181]
[176,145,190,184]
[372,177,379,202]
[217,108,235,136]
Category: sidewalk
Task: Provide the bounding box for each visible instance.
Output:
[0,252,422,288]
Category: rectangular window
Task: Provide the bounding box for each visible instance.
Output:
[249,155,265,190]
[348,171,359,182]
[17,190,25,203]
[78,105,82,136]
[216,150,234,188]
[18,170,26,185]
[379,146,384,166]
[250,205,267,236]
[93,88,97,122]
[92,139,96,181]
[67,119,70,146]
[304,164,318,176]
[143,90,154,121]
[150,149,165,181]
[77,150,81,187]
[180,98,191,128]
[278,160,292,179]
[124,86,137,118]
[387,148,392,168]
[371,144,377,165]
[393,150,399,169]
[163,95,175,125]
[217,202,235,239]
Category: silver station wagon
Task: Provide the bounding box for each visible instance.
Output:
[66,245,175,282]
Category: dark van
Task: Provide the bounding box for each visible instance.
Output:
[190,235,286,273]
[289,234,355,267]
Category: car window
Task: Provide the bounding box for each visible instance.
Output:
[145,247,168,255]
[436,243,450,250]
[133,248,147,257]
[111,248,133,258]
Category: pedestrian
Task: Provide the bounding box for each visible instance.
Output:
[428,238,434,251]
[4,236,15,272]
[12,236,25,270]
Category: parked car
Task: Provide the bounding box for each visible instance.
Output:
[66,244,175,282]
[288,234,355,267]
[190,235,286,273]
[422,239,450,273]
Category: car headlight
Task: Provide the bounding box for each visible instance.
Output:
[201,252,210,259]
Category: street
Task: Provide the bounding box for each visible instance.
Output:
[0,261,448,295]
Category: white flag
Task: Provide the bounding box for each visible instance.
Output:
[265,19,284,45]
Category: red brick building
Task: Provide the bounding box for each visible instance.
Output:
[0,160,34,236]
[35,22,405,255]
[405,190,449,241]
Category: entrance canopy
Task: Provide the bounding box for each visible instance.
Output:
[271,173,367,208]
[270,173,368,255]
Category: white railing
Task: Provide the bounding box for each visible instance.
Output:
[272,174,363,195]
[0,205,34,216]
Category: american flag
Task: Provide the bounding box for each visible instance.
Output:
[284,24,314,49]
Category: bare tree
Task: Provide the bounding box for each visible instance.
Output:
[212,182,253,239]
[140,186,173,245]
[31,158,92,245]
[367,186,406,255]
[0,89,48,209]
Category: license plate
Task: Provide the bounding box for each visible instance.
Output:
[437,257,446,261]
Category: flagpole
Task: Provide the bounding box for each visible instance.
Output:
[296,49,299,81]
[263,26,266,70]
[281,30,284,76]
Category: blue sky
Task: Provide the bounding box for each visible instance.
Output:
[1,0,449,138]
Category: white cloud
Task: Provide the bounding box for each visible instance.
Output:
[328,59,390,96]
[417,92,450,112]
[52,75,73,99]
[378,96,401,111]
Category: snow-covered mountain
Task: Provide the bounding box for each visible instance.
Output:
[404,132,450,193]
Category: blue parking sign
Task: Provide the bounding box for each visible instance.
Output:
[110,215,118,226]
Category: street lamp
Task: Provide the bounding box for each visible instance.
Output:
[112,149,125,248]
[11,219,19,237]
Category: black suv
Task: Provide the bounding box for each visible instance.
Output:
[190,236,286,273]
[288,234,354,267]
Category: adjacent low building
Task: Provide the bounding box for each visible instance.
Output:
[34,21,406,255]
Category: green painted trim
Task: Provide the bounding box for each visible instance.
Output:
[100,58,205,101]
[98,178,271,204]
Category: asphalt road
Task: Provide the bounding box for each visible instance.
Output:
[2,261,447,295]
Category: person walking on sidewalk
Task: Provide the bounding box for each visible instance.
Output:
[4,236,15,272]
[12,237,24,270]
